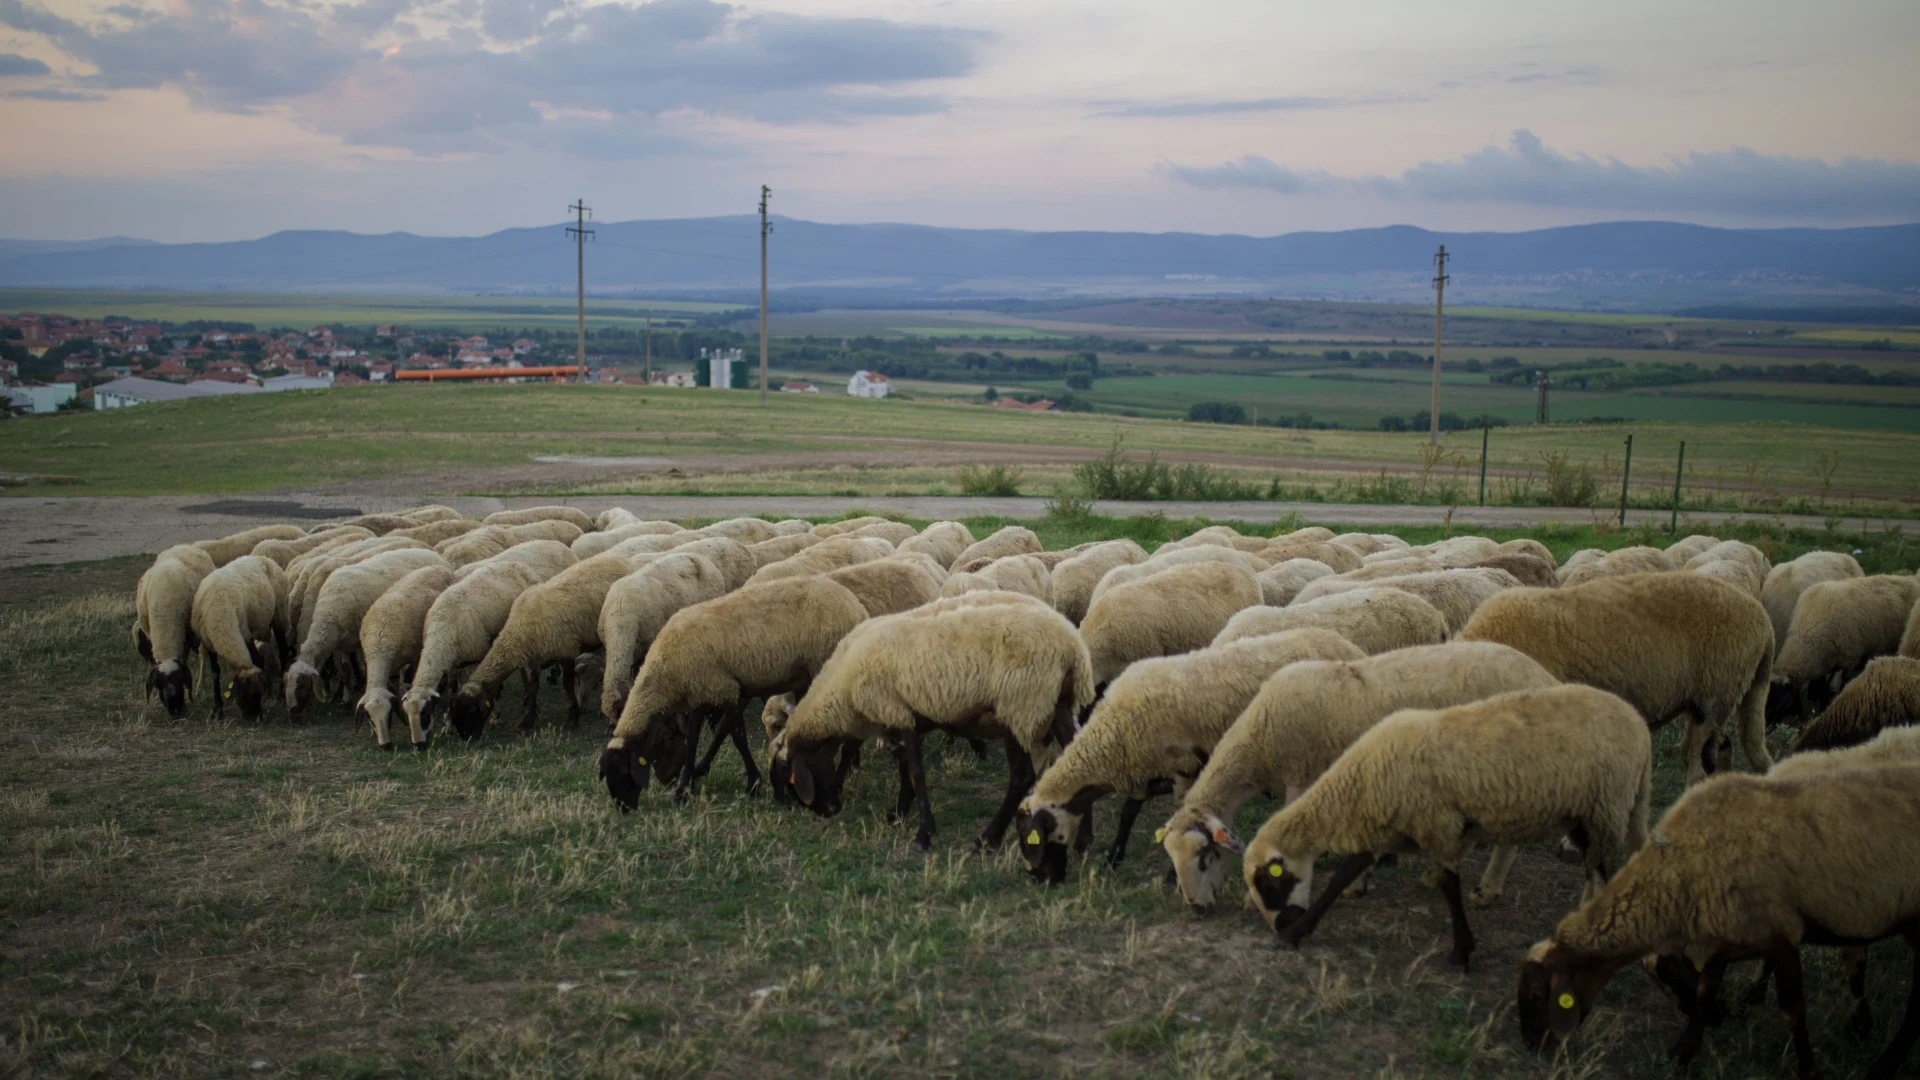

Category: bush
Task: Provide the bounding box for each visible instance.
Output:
[1188,402,1246,425]
[1071,436,1262,501]
[1065,372,1093,390]
[1541,451,1601,507]
[956,463,1025,497]
[1379,415,1408,432]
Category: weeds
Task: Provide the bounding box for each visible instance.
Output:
[1072,435,1264,501]
[956,463,1025,497]
[1541,451,1601,507]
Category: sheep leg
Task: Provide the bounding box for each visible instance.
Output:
[1436,867,1477,971]
[1105,798,1146,868]
[206,650,224,718]
[889,744,913,824]
[518,663,540,731]
[978,738,1033,850]
[674,710,706,803]
[693,708,731,780]
[1667,958,1729,1066]
[1743,957,1774,1009]
[901,727,936,852]
[1469,844,1518,907]
[1682,714,1714,785]
[1276,852,1374,951]
[1844,947,1873,1038]
[561,662,579,727]
[966,738,990,761]
[727,708,762,796]
[837,740,862,777]
[1864,927,1920,1080]
[1771,944,1817,1080]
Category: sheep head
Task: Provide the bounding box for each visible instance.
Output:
[285,660,322,714]
[148,660,191,719]
[449,684,493,742]
[1516,940,1625,1048]
[599,737,651,812]
[1244,852,1311,934]
[400,687,438,751]
[1014,802,1071,886]
[783,739,846,818]
[230,668,268,722]
[1765,679,1807,727]
[1162,809,1243,914]
[358,688,397,751]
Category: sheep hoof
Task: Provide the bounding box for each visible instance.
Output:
[1467,887,1498,908]
[378,742,394,753]
[911,834,932,853]
[1341,882,1368,899]
[1274,927,1306,952]
[1447,949,1473,972]
[412,741,429,753]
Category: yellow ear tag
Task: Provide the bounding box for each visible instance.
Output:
[1026,830,1041,845]
[1154,828,1167,843]
[1268,863,1284,877]
[636,756,647,766]
[1557,993,1575,1010]
[1693,958,1704,971]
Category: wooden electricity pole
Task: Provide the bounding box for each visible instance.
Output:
[643,316,652,385]
[1429,245,1448,445]
[759,185,772,406]
[567,199,593,383]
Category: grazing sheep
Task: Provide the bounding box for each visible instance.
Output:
[597,552,731,725]
[894,521,975,568]
[475,539,579,580]
[396,505,464,524]
[1339,555,1444,581]
[400,554,568,748]
[1789,657,1920,753]
[686,517,779,544]
[1271,526,1337,545]
[1212,588,1449,655]
[573,520,686,558]
[601,532,695,560]
[1908,599,1920,660]
[499,519,583,547]
[1558,548,1604,575]
[1771,575,1920,723]
[953,526,1042,568]
[941,555,1052,604]
[252,526,375,568]
[438,526,515,565]
[826,558,942,617]
[811,515,892,538]
[1252,541,1361,574]
[1514,763,1920,1080]
[190,555,290,721]
[593,507,642,531]
[770,519,812,536]
[1364,536,1500,569]
[1157,526,1241,552]
[1681,540,1770,597]
[1330,533,1395,556]
[835,521,919,545]
[194,524,306,567]
[1664,534,1722,563]
[1254,559,1336,607]
[1460,573,1775,782]
[286,548,449,713]
[288,537,428,646]
[449,553,643,739]
[1462,552,1558,589]
[483,505,594,532]
[1018,629,1364,883]
[332,513,420,535]
[1774,722,1920,779]
[388,518,481,546]
[1559,545,1674,587]
[1162,642,1560,912]
[888,551,951,586]
[601,576,870,806]
[1049,540,1150,624]
[1496,538,1556,564]
[657,536,754,591]
[1244,684,1652,970]
[774,598,1094,850]
[749,536,894,584]
[746,532,824,568]
[1367,533,1409,550]
[1763,551,1865,651]
[135,545,218,717]
[1081,562,1264,688]
[1034,542,1106,570]
[1147,544,1273,576]
[1292,568,1521,636]
[355,564,457,749]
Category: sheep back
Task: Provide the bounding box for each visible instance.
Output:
[1775,575,1920,684]
[1790,656,1920,753]
[483,505,594,532]
[1292,568,1520,636]
[952,526,1042,568]
[1254,559,1334,606]
[828,558,942,617]
[1213,588,1448,654]
[1050,540,1149,624]
[1762,551,1865,651]
[195,524,306,566]
[1082,561,1263,686]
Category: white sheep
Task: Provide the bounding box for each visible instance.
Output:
[1771,574,1920,723]
[952,526,1042,568]
[1162,641,1560,912]
[685,516,780,544]
[1080,561,1264,688]
[1242,684,1652,970]
[825,558,943,617]
[387,518,482,546]
[746,532,824,568]
[400,552,569,747]
[1212,588,1449,654]
[355,563,458,749]
[1762,550,1864,652]
[1558,545,1674,587]
[1681,539,1770,597]
[483,505,594,532]
[811,515,892,537]
[894,521,976,568]
[286,547,449,713]
[251,525,375,568]
[1048,539,1149,624]
[288,536,428,642]
[940,554,1052,604]
[1291,567,1521,636]
[748,536,894,584]
[193,524,307,567]
[1017,628,1364,883]
[573,520,687,558]
[189,555,289,721]
[1253,559,1336,607]
[134,544,217,717]
[596,552,731,725]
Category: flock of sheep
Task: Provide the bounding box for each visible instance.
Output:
[130,505,1920,1079]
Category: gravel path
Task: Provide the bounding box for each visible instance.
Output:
[5,492,1911,568]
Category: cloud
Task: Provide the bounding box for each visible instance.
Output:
[1091,95,1415,118]
[10,86,102,100]
[1162,130,1920,220]
[0,0,989,153]
[0,51,49,75]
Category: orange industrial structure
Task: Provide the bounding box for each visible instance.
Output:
[394,366,582,383]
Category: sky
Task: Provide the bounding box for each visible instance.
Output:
[0,0,1917,242]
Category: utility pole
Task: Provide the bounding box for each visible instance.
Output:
[1429,245,1448,446]
[643,316,652,385]
[567,199,593,383]
[1536,370,1551,424]
[758,185,772,406]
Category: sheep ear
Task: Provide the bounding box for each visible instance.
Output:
[1548,967,1584,1038]
[790,759,816,806]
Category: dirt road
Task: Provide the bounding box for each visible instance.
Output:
[5,491,1910,567]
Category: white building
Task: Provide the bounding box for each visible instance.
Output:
[704,347,744,389]
[847,370,891,398]
[92,376,261,409]
[4,382,77,414]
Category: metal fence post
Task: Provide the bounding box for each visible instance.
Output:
[1670,441,1686,534]
[1478,425,1489,506]
[1618,434,1633,527]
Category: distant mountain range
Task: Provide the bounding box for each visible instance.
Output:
[2,219,1917,312]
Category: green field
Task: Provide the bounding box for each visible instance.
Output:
[886,326,1068,340]
[0,289,731,331]
[6,514,1918,1079]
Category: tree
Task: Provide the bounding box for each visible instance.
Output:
[1065,372,1092,390]
[1187,401,1246,425]
[983,386,998,402]
[1379,415,1408,432]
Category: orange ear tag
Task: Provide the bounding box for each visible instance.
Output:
[1212,827,1231,844]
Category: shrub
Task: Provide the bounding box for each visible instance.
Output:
[1541,451,1601,507]
[1187,402,1246,425]
[956,463,1025,497]
[1065,372,1092,390]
